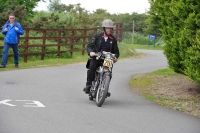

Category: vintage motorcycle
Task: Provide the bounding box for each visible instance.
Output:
[88,51,116,107]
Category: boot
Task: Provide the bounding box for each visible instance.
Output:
[0,65,6,68]
[83,81,92,94]
[15,64,18,68]
[107,92,111,97]
[106,92,111,98]
[83,85,91,94]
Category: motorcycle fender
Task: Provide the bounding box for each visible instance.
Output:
[104,72,111,76]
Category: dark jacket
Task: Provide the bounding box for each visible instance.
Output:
[2,20,24,44]
[86,32,120,58]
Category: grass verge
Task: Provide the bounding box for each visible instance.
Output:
[130,68,200,117]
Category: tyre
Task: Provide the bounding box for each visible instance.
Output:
[89,78,98,101]
[96,72,111,107]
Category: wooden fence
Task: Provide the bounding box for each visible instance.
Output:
[0,22,123,62]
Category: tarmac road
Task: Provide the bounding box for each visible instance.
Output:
[0,49,200,133]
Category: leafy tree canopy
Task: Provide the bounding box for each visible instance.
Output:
[0,0,45,27]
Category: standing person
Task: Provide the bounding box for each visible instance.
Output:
[83,19,120,96]
[0,13,24,68]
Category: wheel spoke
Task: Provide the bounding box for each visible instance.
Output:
[96,74,107,104]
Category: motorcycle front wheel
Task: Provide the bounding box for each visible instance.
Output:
[96,72,111,107]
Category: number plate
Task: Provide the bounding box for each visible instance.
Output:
[103,58,113,68]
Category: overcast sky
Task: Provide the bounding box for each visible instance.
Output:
[34,0,150,14]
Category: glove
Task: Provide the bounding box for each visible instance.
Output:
[113,57,118,63]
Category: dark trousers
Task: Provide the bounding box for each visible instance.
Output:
[86,58,100,86]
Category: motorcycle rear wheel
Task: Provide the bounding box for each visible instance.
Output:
[96,73,110,107]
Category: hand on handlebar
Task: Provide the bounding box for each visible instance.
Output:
[90,52,96,57]
[113,57,118,63]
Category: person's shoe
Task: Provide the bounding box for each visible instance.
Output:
[83,85,91,94]
[0,65,6,68]
[106,92,111,98]
[15,64,18,68]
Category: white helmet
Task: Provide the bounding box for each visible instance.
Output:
[102,19,114,28]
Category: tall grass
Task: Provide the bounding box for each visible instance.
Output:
[122,32,165,47]
[122,32,148,45]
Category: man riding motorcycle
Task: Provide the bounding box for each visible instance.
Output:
[83,19,120,96]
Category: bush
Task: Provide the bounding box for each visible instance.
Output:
[152,0,200,83]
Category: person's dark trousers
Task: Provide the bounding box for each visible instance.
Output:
[86,58,100,86]
[1,42,19,66]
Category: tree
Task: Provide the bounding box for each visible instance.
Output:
[150,0,200,83]
[0,0,45,27]
[143,0,161,37]
[47,0,61,12]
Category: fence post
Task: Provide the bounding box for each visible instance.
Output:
[115,22,123,42]
[132,21,134,44]
[57,30,61,57]
[82,29,86,55]
[42,30,46,60]
[70,30,74,57]
[94,28,98,34]
[24,29,29,63]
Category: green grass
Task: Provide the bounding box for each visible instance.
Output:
[132,44,164,50]
[0,54,89,71]
[144,95,156,101]
[129,68,176,89]
[151,68,177,75]
[130,68,200,117]
[130,76,155,88]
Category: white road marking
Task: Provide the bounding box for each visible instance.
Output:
[0,99,45,107]
[16,100,45,107]
[0,99,16,106]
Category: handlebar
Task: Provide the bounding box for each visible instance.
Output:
[94,51,115,60]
